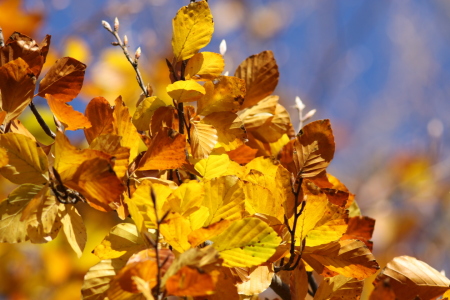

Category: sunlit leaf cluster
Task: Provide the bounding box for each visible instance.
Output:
[1,1,449,299]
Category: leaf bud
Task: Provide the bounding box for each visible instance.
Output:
[295,96,305,111]
[102,20,112,32]
[124,35,128,46]
[302,109,317,121]
[114,17,119,31]
[220,39,227,56]
[135,47,141,60]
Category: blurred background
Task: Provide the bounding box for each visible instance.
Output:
[1,0,450,299]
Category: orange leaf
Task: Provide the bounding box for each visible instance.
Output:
[0,58,35,123]
[84,96,114,144]
[227,144,258,164]
[138,127,187,170]
[234,50,279,109]
[166,266,217,297]
[150,106,179,137]
[46,94,91,130]
[188,219,231,247]
[189,119,218,159]
[341,216,375,251]
[202,111,247,151]
[38,57,86,102]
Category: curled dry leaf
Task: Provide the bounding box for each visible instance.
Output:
[234,50,279,109]
[172,0,214,62]
[197,76,246,116]
[0,57,36,123]
[371,255,450,300]
[46,94,92,130]
[38,56,86,102]
[184,52,224,81]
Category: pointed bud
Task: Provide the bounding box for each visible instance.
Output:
[295,96,305,111]
[102,20,112,32]
[135,47,141,60]
[223,71,229,76]
[124,35,128,46]
[220,39,227,56]
[302,109,317,121]
[114,17,119,31]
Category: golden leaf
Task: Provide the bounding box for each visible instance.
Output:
[250,104,292,143]
[132,96,166,131]
[84,96,114,144]
[314,274,363,300]
[0,147,8,168]
[371,256,450,300]
[210,217,282,268]
[160,212,192,253]
[188,219,230,247]
[172,0,214,62]
[303,239,379,280]
[238,95,278,130]
[0,132,48,184]
[163,180,204,217]
[60,204,87,258]
[190,119,218,159]
[197,76,246,116]
[166,80,206,103]
[202,111,247,151]
[236,265,274,296]
[234,50,279,109]
[193,153,230,180]
[90,134,130,180]
[150,105,179,137]
[46,94,92,130]
[0,58,35,123]
[38,57,86,102]
[243,181,285,224]
[341,216,375,251]
[138,127,187,170]
[166,266,217,296]
[184,52,224,81]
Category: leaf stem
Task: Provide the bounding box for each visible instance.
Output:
[29,101,56,139]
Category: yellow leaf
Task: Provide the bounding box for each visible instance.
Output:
[372,256,450,300]
[38,57,86,102]
[132,96,166,131]
[202,176,245,226]
[210,217,281,268]
[185,52,224,81]
[188,219,230,247]
[0,58,35,123]
[166,266,217,296]
[93,223,146,260]
[163,180,204,217]
[0,184,62,243]
[167,80,206,102]
[172,0,214,62]
[160,212,192,253]
[296,186,348,247]
[314,274,363,300]
[250,104,292,143]
[303,239,379,280]
[190,119,218,159]
[197,76,246,115]
[243,181,284,224]
[138,127,187,170]
[238,95,278,130]
[193,153,230,180]
[0,132,48,184]
[112,96,141,161]
[46,94,92,130]
[202,111,247,151]
[234,50,279,109]
[0,147,8,167]
[60,204,87,258]
[90,134,130,180]
[236,265,274,296]
[84,96,114,144]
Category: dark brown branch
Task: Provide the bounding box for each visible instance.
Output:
[270,275,291,300]
[307,271,318,296]
[29,101,56,139]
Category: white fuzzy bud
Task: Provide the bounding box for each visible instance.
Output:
[102,20,112,32]
[220,39,227,56]
[135,47,141,60]
[114,17,119,31]
[295,96,305,111]
[124,35,128,46]
[302,109,317,121]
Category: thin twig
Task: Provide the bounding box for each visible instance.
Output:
[103,20,149,97]
[29,101,56,139]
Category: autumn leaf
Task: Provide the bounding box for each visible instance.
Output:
[227,144,258,164]
[202,111,247,151]
[303,239,379,280]
[197,76,246,115]
[81,259,127,299]
[149,105,179,137]
[38,57,86,102]
[163,180,204,217]
[0,132,48,184]
[172,0,214,62]
[371,256,450,300]
[184,52,224,81]
[166,79,206,103]
[236,265,274,296]
[84,96,115,144]
[341,216,375,250]
[250,104,292,143]
[132,96,166,131]
[46,94,92,130]
[138,127,187,170]
[166,266,218,296]
[210,217,282,268]
[234,50,279,109]
[60,204,87,258]
[243,181,285,224]
[0,184,62,243]
[188,219,230,248]
[190,119,218,159]
[0,57,35,123]
[314,275,363,300]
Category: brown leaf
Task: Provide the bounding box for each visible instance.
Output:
[0,57,35,123]
[372,256,450,300]
[314,274,363,300]
[193,267,240,300]
[303,239,379,280]
[250,103,291,143]
[341,216,375,251]
[84,96,115,144]
[150,105,179,137]
[293,119,335,178]
[290,261,309,300]
[46,94,92,130]
[38,57,86,102]
[138,127,187,170]
[0,33,50,77]
[202,111,247,151]
[234,50,279,109]
[227,144,258,164]
[166,266,217,296]
[190,119,218,159]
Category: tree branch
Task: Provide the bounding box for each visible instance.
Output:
[270,275,291,300]
[29,101,56,139]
